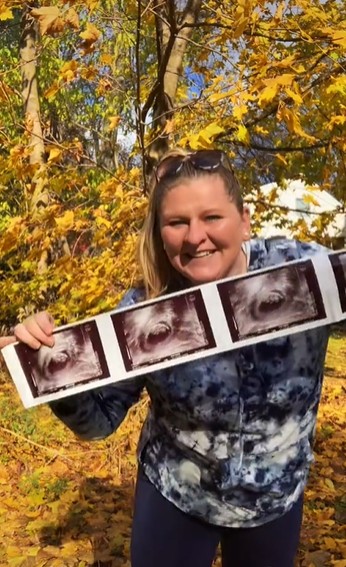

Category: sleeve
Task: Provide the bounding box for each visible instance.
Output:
[264,237,331,265]
[49,287,146,440]
[49,378,145,440]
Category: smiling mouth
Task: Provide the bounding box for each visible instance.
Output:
[187,251,215,259]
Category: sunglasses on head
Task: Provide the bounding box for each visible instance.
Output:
[154,149,234,183]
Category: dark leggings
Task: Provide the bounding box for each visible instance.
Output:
[131,468,304,567]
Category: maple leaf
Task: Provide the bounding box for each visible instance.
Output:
[0,5,13,20]
[65,7,79,30]
[31,6,64,36]
[80,23,101,49]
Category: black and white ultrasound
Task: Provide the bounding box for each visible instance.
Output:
[113,293,213,369]
[16,323,107,396]
[218,264,323,340]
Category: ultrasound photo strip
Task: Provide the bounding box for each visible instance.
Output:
[217,261,326,342]
[2,249,346,408]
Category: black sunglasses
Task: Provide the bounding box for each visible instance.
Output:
[154,150,234,183]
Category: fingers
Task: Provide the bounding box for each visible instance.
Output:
[0,336,16,349]
[14,311,55,350]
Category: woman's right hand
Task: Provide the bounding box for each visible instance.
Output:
[13,311,56,350]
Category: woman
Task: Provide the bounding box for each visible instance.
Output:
[11,149,330,567]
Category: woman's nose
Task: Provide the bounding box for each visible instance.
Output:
[184,220,207,245]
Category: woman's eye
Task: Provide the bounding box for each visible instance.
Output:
[206,215,221,222]
[168,219,187,226]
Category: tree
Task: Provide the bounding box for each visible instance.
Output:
[0,0,345,330]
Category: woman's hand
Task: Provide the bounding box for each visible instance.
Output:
[13,311,56,350]
[0,336,16,349]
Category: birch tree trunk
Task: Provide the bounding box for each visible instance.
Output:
[20,5,48,270]
[143,0,202,171]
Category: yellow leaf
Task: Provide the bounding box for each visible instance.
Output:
[233,16,249,39]
[162,119,175,135]
[7,547,22,558]
[324,478,335,491]
[95,217,111,228]
[108,115,121,130]
[275,153,288,165]
[47,147,62,163]
[0,6,13,20]
[285,87,303,105]
[258,84,279,106]
[86,0,100,10]
[60,541,80,557]
[236,124,250,144]
[0,79,14,101]
[233,104,248,121]
[65,7,79,29]
[26,547,41,557]
[209,91,234,103]
[331,30,346,48]
[60,60,78,82]
[277,103,316,141]
[198,122,224,143]
[55,210,75,230]
[274,1,285,20]
[80,23,101,45]
[326,75,346,96]
[31,6,62,36]
[100,53,113,65]
[267,74,295,87]
[324,537,337,551]
[44,82,60,99]
[7,558,26,567]
[27,490,46,506]
[302,193,319,207]
[330,115,346,126]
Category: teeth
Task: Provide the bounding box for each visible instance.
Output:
[191,251,213,258]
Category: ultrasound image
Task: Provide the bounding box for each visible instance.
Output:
[112,292,215,370]
[218,263,324,340]
[16,323,108,396]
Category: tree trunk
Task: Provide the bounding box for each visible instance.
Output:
[20,5,45,170]
[19,5,70,272]
[144,0,202,171]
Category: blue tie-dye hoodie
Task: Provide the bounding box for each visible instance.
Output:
[50,238,330,527]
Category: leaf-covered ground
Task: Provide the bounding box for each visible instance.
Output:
[0,334,345,567]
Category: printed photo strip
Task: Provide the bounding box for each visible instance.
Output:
[14,321,110,398]
[329,251,346,313]
[111,290,216,371]
[217,260,327,342]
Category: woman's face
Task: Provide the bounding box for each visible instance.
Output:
[159,175,251,285]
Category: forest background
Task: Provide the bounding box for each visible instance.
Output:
[0,0,345,566]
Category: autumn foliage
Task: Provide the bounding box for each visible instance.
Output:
[0,1,346,565]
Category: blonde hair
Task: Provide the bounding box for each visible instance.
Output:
[137,147,243,299]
